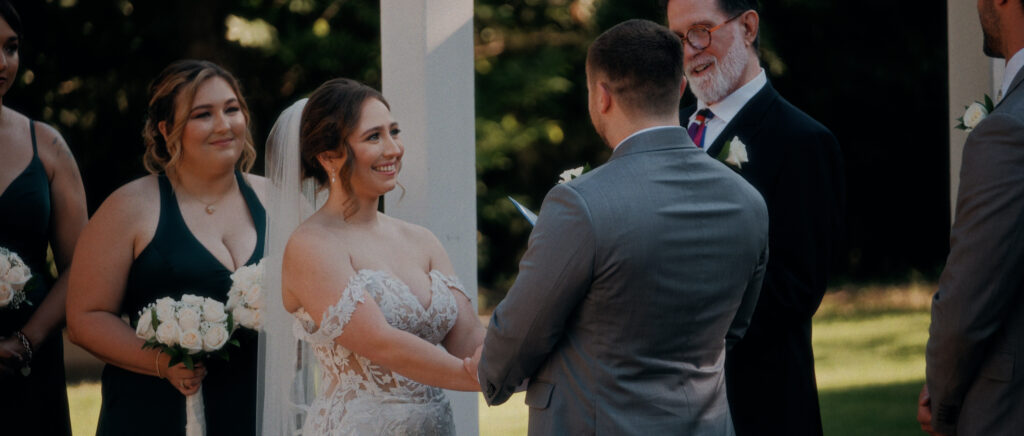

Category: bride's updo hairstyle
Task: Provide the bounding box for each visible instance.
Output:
[142,59,257,174]
[300,78,390,217]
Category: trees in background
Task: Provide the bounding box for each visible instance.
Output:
[8,0,947,307]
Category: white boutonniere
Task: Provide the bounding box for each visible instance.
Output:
[956,94,995,131]
[557,166,586,184]
[716,136,748,170]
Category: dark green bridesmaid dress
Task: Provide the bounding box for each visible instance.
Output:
[0,120,73,436]
[96,170,264,436]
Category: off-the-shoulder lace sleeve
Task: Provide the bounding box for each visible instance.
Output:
[293,272,371,344]
[429,270,471,302]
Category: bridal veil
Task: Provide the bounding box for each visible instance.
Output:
[259,98,322,436]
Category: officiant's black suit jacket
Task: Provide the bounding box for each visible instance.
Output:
[682,81,846,436]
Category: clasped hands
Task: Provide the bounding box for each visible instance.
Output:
[916,385,950,436]
[158,354,207,397]
[0,335,28,378]
[462,344,482,387]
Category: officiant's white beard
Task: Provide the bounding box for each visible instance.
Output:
[686,34,748,105]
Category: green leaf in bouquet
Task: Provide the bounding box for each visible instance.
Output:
[228,338,240,348]
[150,307,160,331]
[227,310,235,333]
[183,354,195,370]
[215,349,231,361]
[984,94,994,110]
[167,349,183,368]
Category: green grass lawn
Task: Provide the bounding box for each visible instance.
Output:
[67,285,933,436]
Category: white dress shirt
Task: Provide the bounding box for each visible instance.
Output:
[1000,48,1024,103]
[688,69,767,152]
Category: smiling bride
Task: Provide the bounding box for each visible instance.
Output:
[260,78,484,436]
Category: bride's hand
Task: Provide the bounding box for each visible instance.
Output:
[462,344,482,387]
[164,361,206,396]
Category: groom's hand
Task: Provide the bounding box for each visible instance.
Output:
[463,344,482,386]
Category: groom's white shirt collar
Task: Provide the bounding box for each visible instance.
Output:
[1001,48,1024,102]
[690,68,767,151]
[613,125,678,151]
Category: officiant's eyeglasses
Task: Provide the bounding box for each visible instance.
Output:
[679,12,744,51]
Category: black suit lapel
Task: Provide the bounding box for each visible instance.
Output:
[705,83,780,159]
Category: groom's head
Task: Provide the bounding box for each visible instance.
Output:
[977,0,1024,58]
[585,19,684,144]
[666,0,760,105]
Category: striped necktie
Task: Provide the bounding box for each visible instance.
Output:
[687,108,715,148]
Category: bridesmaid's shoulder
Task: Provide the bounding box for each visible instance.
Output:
[241,172,269,204]
[93,175,161,224]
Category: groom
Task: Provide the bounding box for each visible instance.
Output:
[475,19,769,435]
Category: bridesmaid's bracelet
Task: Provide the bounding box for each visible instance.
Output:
[14,331,32,377]
[155,350,164,379]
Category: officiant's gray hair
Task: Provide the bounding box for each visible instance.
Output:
[662,0,761,49]
[586,19,683,117]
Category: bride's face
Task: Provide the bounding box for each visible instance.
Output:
[343,98,403,197]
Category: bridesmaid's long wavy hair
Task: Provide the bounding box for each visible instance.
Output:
[142,60,257,174]
[300,78,391,218]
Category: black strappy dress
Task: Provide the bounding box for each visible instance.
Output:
[96,171,264,436]
[0,120,72,436]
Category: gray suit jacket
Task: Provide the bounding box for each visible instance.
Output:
[927,66,1024,435]
[479,127,769,435]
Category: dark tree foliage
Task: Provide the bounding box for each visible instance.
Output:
[5,0,948,308]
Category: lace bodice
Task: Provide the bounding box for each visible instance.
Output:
[292,269,469,435]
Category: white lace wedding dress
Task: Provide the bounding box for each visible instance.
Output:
[292,269,469,435]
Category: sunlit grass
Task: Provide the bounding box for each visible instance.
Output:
[67,382,100,436]
[68,285,934,436]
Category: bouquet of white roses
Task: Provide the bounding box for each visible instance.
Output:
[0,247,33,310]
[225,260,264,330]
[135,294,236,436]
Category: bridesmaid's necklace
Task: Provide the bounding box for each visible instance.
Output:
[174,176,236,215]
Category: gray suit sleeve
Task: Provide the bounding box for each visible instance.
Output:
[478,184,596,406]
[727,242,768,350]
[927,112,1024,434]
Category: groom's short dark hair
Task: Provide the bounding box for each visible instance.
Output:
[587,19,683,117]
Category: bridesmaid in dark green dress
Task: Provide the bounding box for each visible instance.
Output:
[66,60,267,435]
[0,2,89,435]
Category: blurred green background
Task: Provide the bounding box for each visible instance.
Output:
[7,0,949,308]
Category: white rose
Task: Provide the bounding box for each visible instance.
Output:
[0,254,11,276]
[233,307,261,330]
[201,323,230,352]
[202,299,228,323]
[154,297,177,322]
[0,283,13,307]
[179,329,204,354]
[225,291,241,311]
[558,166,584,184]
[177,306,202,332]
[243,285,264,310]
[181,294,205,306]
[963,102,988,129]
[155,320,181,347]
[1,264,30,289]
[136,308,157,341]
[724,136,749,169]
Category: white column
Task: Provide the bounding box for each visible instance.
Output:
[947,0,1001,220]
[380,1,479,435]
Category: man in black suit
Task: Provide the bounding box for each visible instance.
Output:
[665,0,845,434]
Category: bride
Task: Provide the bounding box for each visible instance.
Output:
[261,78,484,435]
